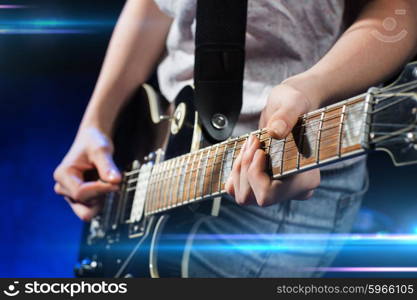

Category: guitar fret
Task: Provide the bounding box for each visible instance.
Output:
[258,135,270,175]
[165,158,174,208]
[150,164,160,212]
[296,117,306,170]
[210,144,220,195]
[316,111,326,164]
[338,104,347,157]
[173,155,186,207]
[156,162,165,211]
[154,162,164,212]
[158,162,167,211]
[191,152,201,200]
[170,157,180,207]
[162,159,173,209]
[266,136,272,157]
[203,146,215,196]
[231,139,239,166]
[184,152,196,203]
[193,150,204,200]
[179,154,191,204]
[280,137,287,176]
[218,143,228,192]
[220,138,238,183]
[168,157,179,208]
[200,149,209,198]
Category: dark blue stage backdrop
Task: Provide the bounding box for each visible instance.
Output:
[0,1,416,278]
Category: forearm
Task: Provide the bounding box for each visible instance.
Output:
[284,0,417,110]
[80,0,172,133]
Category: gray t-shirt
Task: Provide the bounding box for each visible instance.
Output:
[154,0,364,167]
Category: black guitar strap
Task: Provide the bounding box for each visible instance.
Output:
[194,0,248,142]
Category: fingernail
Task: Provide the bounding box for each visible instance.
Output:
[270,120,287,137]
[107,169,119,181]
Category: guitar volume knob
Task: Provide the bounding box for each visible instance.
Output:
[74,258,100,277]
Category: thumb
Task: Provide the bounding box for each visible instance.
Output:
[266,90,311,139]
[90,148,122,184]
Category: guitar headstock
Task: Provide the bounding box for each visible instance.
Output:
[367,62,417,166]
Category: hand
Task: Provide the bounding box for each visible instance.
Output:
[53,127,122,221]
[225,83,321,206]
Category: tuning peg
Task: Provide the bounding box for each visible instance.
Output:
[131,160,140,169]
[406,132,417,144]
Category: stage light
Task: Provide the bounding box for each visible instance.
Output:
[0,5,28,9]
[0,19,115,35]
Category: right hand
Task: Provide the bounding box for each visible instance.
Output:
[53,127,122,221]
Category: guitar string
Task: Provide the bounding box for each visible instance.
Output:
[117,79,417,218]
[125,85,417,183]
[124,104,365,180]
[126,133,367,196]
[378,80,417,94]
[121,80,417,179]
[124,91,416,184]
[126,130,361,192]
[128,126,346,188]
[124,85,417,191]
[142,123,369,212]
[143,130,417,214]
[126,114,413,189]
[150,110,416,201]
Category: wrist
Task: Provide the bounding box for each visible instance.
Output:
[78,109,115,139]
[79,94,125,134]
[281,71,330,111]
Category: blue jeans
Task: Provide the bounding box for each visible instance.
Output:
[181,159,368,277]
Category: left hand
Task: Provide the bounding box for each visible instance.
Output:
[225,83,321,206]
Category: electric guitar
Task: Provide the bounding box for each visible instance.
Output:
[75,62,417,278]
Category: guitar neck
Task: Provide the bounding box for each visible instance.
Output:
[136,93,369,217]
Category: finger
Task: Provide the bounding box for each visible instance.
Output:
[55,166,117,201]
[54,167,84,199]
[294,189,315,201]
[56,181,104,221]
[75,181,119,203]
[271,169,321,203]
[225,175,235,197]
[266,94,310,139]
[247,149,277,207]
[239,135,259,205]
[90,148,122,184]
[54,182,69,196]
[56,179,116,206]
[70,202,103,222]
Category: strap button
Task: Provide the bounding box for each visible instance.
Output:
[211,113,228,130]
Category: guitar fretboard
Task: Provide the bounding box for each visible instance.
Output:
[126,94,367,220]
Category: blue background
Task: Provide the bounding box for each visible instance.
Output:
[0,0,416,277]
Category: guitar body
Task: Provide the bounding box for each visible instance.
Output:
[76,85,219,278]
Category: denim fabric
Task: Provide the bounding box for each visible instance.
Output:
[181,159,368,277]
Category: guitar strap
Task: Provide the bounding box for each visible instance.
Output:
[194,0,248,142]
